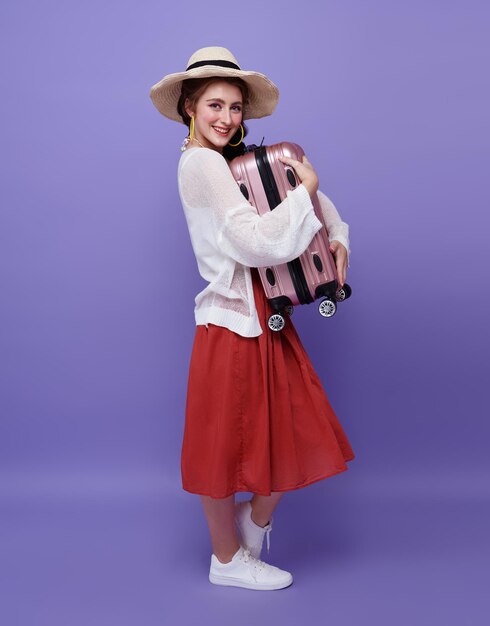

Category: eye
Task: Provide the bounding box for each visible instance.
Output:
[232,105,242,112]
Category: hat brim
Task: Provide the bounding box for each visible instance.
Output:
[149,66,279,123]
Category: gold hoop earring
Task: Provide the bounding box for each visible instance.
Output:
[228,124,244,147]
[189,115,195,141]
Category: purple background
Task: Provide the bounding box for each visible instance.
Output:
[1,0,488,624]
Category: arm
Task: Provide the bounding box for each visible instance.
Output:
[179,148,323,268]
[317,189,351,267]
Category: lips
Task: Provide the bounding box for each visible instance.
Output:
[212,126,231,136]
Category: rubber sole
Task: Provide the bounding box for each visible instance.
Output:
[209,572,293,590]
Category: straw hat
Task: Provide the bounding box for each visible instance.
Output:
[149,46,279,124]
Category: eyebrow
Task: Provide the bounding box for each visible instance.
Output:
[205,98,242,105]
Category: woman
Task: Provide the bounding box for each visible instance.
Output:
[150,46,355,591]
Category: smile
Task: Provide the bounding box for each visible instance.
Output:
[212,126,231,136]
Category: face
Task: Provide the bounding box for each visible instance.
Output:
[185,80,243,153]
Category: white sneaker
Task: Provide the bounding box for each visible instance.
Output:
[235,499,273,559]
[209,545,292,591]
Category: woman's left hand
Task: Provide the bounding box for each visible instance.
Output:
[329,240,348,288]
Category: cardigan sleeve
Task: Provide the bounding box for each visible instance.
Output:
[178,148,323,268]
[317,189,351,268]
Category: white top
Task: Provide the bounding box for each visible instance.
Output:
[177,146,350,337]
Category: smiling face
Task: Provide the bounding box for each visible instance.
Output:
[184,80,244,153]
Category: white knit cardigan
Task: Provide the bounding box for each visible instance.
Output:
[177,146,350,337]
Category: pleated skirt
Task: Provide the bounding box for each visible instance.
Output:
[180,267,355,498]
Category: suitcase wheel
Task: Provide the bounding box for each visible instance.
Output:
[268,313,286,332]
[284,305,294,316]
[335,283,352,301]
[318,298,337,318]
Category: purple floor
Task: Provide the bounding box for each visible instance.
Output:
[1,470,488,626]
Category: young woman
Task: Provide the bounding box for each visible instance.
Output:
[150,46,355,591]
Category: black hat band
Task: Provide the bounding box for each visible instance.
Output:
[186,59,241,71]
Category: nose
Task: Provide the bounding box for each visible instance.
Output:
[220,108,232,125]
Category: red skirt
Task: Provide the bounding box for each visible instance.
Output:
[181,268,355,498]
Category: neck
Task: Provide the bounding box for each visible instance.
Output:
[191,135,223,156]
[190,136,205,149]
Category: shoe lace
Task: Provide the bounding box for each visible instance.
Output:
[265,518,273,553]
[249,516,273,555]
[242,548,268,580]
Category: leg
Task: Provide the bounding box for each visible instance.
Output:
[200,494,240,564]
[250,492,284,527]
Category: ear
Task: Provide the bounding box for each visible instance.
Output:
[184,97,195,119]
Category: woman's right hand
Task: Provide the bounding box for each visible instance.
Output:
[278,154,319,198]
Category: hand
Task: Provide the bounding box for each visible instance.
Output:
[278,154,319,198]
[329,240,348,288]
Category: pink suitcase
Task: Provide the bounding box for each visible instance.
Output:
[229,141,352,331]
